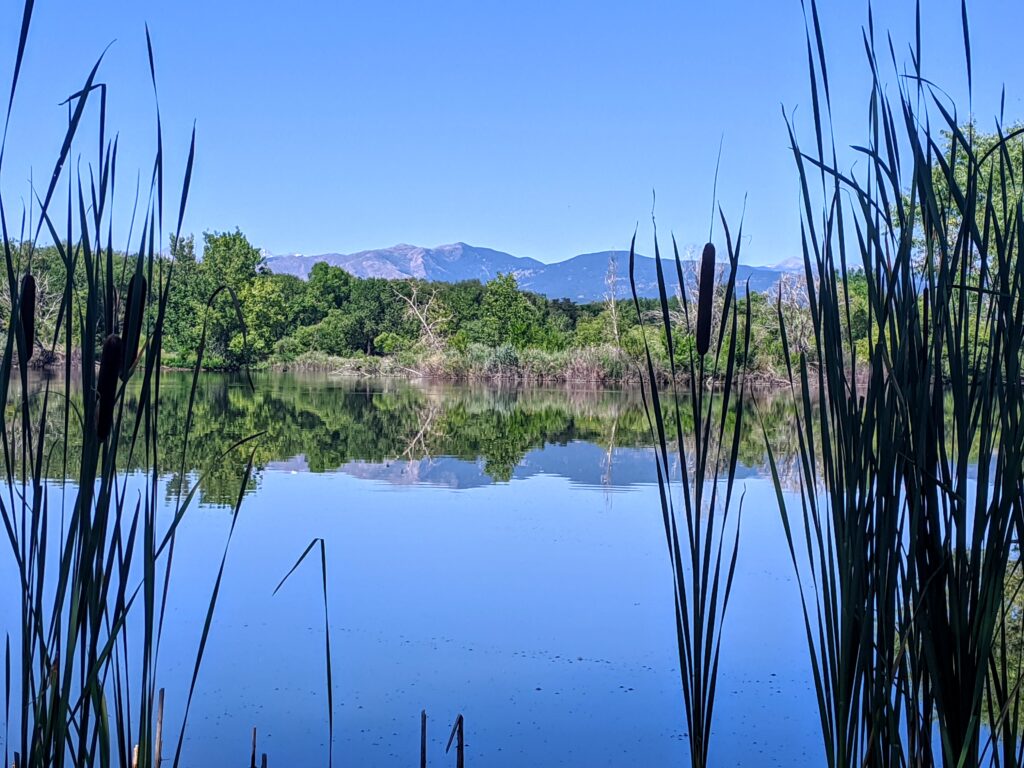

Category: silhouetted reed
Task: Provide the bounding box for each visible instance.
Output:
[631,222,751,768]
[0,5,259,767]
[766,2,1024,766]
[121,273,146,381]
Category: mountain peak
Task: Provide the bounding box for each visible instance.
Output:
[771,256,805,270]
[264,243,794,301]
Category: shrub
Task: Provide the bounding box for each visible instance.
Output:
[485,343,519,375]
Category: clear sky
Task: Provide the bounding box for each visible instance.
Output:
[1,0,1022,265]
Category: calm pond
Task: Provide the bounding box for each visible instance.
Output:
[1,372,819,766]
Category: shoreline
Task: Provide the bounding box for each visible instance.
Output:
[264,352,793,391]
[30,346,795,390]
[32,349,794,390]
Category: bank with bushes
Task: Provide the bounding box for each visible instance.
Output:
[10,228,872,381]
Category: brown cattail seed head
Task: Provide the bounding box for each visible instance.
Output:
[19,274,35,361]
[696,243,716,356]
[121,273,147,382]
[97,334,123,442]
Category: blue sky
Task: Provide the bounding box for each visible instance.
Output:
[1,0,1022,265]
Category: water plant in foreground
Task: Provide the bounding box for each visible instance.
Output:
[630,216,752,768]
[0,3,262,766]
[767,1,1024,765]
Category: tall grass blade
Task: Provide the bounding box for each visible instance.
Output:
[274,538,334,768]
[0,0,34,169]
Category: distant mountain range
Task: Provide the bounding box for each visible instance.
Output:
[264,242,796,303]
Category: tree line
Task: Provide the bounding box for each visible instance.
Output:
[8,227,873,380]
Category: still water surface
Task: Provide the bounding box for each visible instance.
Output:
[1,372,818,766]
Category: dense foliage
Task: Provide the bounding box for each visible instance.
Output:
[10,228,872,380]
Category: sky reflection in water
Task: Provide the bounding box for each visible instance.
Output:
[1,373,817,766]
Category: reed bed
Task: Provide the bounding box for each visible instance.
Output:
[0,3,262,766]
[630,219,752,767]
[765,1,1024,766]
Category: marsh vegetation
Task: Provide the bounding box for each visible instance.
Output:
[3,0,1024,766]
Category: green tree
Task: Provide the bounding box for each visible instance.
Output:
[299,262,352,326]
[478,273,539,349]
[164,234,203,357]
[241,274,304,359]
[201,229,264,366]
[345,278,412,354]
[294,308,360,356]
[902,123,1024,264]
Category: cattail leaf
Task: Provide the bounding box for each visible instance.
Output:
[4,633,9,768]
[120,272,146,381]
[171,447,257,768]
[0,0,35,170]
